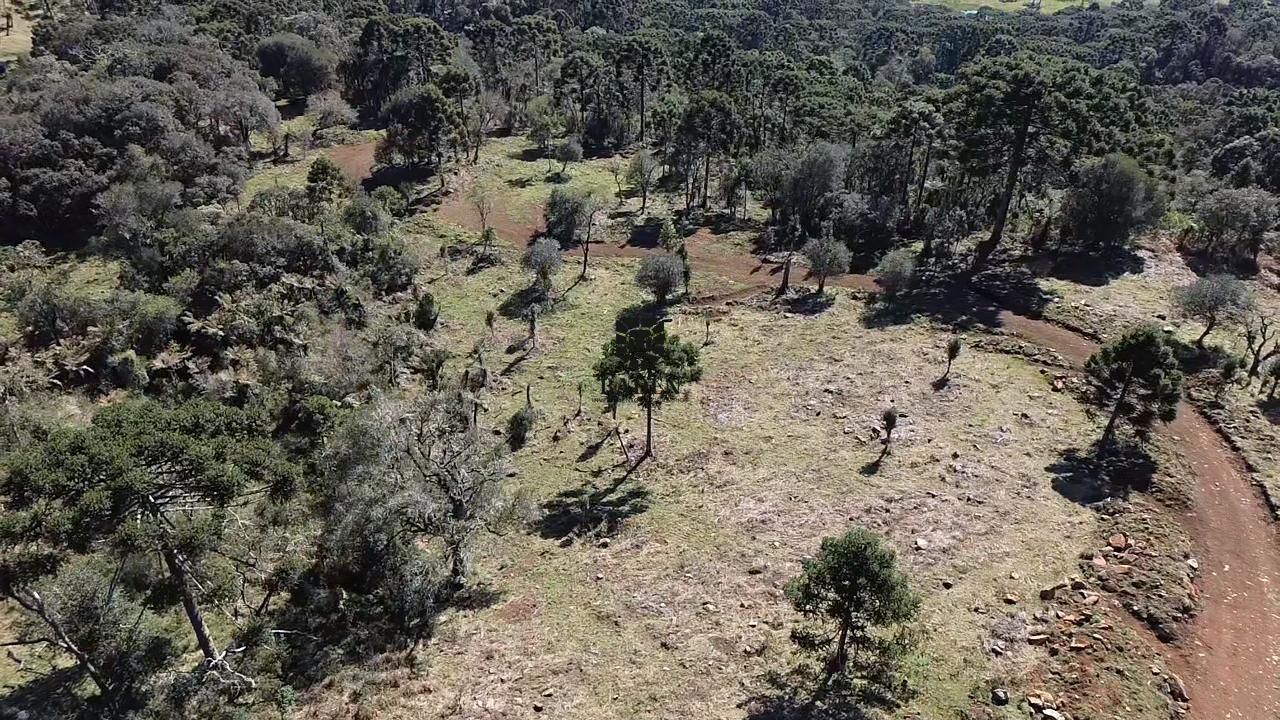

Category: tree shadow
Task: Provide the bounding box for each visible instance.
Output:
[969,264,1057,319]
[1259,397,1280,424]
[1046,442,1156,506]
[930,376,951,392]
[508,146,543,162]
[536,474,652,541]
[860,277,1002,331]
[497,285,547,319]
[741,669,882,720]
[1042,249,1146,287]
[626,218,664,249]
[0,665,93,719]
[782,290,835,315]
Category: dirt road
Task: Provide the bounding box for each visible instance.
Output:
[430,193,1280,718]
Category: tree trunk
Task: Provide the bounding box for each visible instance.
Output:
[581,240,590,279]
[701,154,711,210]
[11,589,112,698]
[162,546,218,662]
[1101,367,1135,449]
[643,401,654,459]
[913,137,933,219]
[817,275,826,294]
[638,69,647,144]
[779,254,792,295]
[641,184,649,213]
[900,129,917,211]
[1197,318,1216,348]
[975,104,1034,269]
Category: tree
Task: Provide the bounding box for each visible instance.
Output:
[377,84,465,174]
[525,237,562,294]
[257,33,335,99]
[801,229,851,294]
[628,150,661,213]
[880,407,899,452]
[1,400,300,669]
[1243,313,1280,379]
[874,248,917,297]
[636,254,685,305]
[785,528,919,699]
[554,137,583,176]
[953,53,1136,267]
[307,91,357,134]
[1061,154,1166,253]
[322,390,515,596]
[1085,327,1183,448]
[306,156,351,206]
[343,16,454,117]
[1192,187,1280,267]
[943,337,962,380]
[1173,275,1253,348]
[594,307,702,459]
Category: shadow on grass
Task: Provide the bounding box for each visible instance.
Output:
[497,285,548,320]
[536,474,652,541]
[1046,441,1156,506]
[782,290,835,315]
[741,666,900,720]
[1042,248,1146,287]
[0,666,96,719]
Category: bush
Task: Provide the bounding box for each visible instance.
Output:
[370,186,409,217]
[507,405,537,449]
[1172,274,1252,346]
[635,255,685,305]
[874,248,917,297]
[363,237,419,295]
[414,293,439,332]
[1061,154,1165,253]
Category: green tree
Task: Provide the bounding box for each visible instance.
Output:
[594,308,702,459]
[635,254,684,305]
[525,237,563,294]
[1085,327,1183,448]
[801,229,851,294]
[627,150,661,213]
[1173,274,1253,348]
[1,400,300,667]
[306,156,351,206]
[344,16,454,117]
[377,84,465,175]
[257,33,335,99]
[1061,154,1166,253]
[785,528,919,700]
[953,53,1136,267]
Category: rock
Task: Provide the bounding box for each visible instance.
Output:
[1186,558,1199,572]
[1026,690,1053,709]
[1091,556,1108,570]
[1080,592,1100,606]
[558,536,574,548]
[1166,673,1190,702]
[1042,710,1067,720]
[1028,633,1051,645]
[533,702,545,712]
[597,538,611,548]
[992,688,1010,706]
[1003,593,1020,605]
[748,564,766,575]
[1040,582,1068,601]
[914,538,930,551]
[941,579,954,590]
[1108,533,1130,551]
[541,688,555,697]
[1069,637,1092,650]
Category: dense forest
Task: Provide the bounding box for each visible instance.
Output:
[3,0,1280,717]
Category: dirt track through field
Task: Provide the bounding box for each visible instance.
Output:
[426,175,1280,719]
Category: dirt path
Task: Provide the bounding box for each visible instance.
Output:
[431,195,1280,717]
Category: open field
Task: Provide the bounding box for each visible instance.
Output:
[258,138,1184,720]
[0,0,33,58]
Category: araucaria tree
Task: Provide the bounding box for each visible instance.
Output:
[1085,327,1183,448]
[953,53,1137,267]
[785,528,920,703]
[0,400,300,670]
[594,307,703,459]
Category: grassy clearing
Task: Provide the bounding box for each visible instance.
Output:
[300,231,1172,718]
[0,1,34,58]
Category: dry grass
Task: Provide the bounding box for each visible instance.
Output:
[296,243,1173,719]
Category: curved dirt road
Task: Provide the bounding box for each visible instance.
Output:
[428,183,1280,717]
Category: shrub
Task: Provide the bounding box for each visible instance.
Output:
[414,293,439,332]
[507,405,537,449]
[875,248,917,297]
[636,255,684,305]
